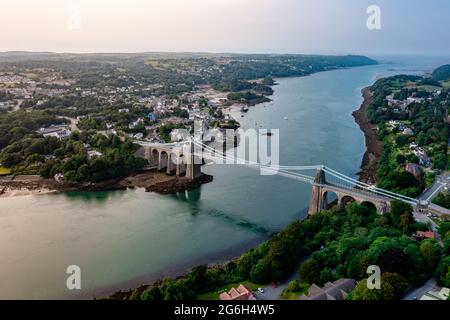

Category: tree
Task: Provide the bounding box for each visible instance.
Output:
[319,268,334,286]
[377,247,413,278]
[396,154,406,165]
[345,252,370,280]
[286,280,302,293]
[185,265,208,292]
[350,279,395,300]
[434,256,450,287]
[162,280,194,300]
[419,239,442,271]
[389,200,413,230]
[140,286,163,300]
[238,250,260,279]
[298,258,321,284]
[250,261,270,284]
[381,272,409,299]
[399,213,413,235]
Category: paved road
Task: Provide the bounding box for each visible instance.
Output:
[403,278,440,300]
[255,272,298,300]
[419,171,449,202]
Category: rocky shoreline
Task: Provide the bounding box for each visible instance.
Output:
[0,170,213,198]
[352,87,383,184]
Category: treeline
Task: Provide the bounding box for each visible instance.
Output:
[39,132,147,182]
[111,200,449,300]
[227,91,271,105]
[285,201,446,300]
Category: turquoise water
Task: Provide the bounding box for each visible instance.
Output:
[0,56,449,299]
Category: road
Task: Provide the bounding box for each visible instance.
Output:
[254,272,298,300]
[403,278,440,300]
[57,115,80,132]
[420,171,450,201]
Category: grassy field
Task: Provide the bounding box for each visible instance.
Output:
[0,167,11,176]
[441,80,450,89]
[196,281,261,300]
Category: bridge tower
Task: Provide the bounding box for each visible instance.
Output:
[186,140,202,180]
[308,168,326,216]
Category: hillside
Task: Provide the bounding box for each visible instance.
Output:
[432,64,450,81]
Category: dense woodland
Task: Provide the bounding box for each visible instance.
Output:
[113,201,450,300]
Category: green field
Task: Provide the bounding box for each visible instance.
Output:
[195,281,260,300]
[0,167,11,175]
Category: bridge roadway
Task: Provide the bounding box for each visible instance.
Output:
[134,140,450,216]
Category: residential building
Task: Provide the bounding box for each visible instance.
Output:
[299,279,357,301]
[219,285,256,301]
[402,128,414,136]
[413,230,435,240]
[38,125,71,139]
[405,163,421,177]
[420,287,449,300]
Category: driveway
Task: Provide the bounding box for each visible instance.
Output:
[403,278,440,300]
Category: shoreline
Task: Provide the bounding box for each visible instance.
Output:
[352,87,383,184]
[0,170,213,198]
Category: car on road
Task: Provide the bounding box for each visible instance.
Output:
[271,282,279,288]
[257,288,264,294]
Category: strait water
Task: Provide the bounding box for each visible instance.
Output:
[0,56,449,299]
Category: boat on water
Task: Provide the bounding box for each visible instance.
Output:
[284,116,288,120]
[241,106,249,112]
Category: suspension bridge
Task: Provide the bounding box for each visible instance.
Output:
[136,139,433,215]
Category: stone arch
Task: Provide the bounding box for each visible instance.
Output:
[177,154,187,176]
[322,190,339,210]
[160,151,169,171]
[341,195,357,208]
[151,149,159,166]
[361,201,377,213]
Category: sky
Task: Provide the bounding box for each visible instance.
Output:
[1,0,449,55]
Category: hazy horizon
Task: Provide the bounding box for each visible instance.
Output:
[1,0,450,56]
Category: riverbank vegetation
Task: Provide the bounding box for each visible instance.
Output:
[111,200,449,300]
[366,69,449,197]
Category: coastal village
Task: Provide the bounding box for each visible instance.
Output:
[0,68,240,145]
[0,64,249,194]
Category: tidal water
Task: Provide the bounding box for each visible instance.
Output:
[0,56,449,299]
